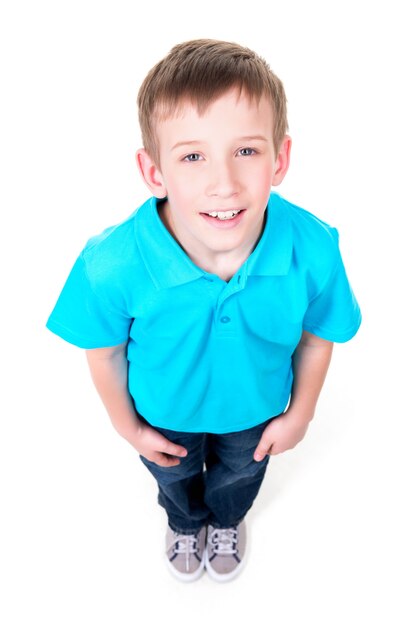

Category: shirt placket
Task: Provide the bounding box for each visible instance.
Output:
[213,267,247,336]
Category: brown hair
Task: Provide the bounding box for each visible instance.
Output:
[137,39,288,168]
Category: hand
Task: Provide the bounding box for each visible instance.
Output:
[253,412,310,462]
[134,422,188,467]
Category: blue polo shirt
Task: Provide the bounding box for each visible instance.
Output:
[46,191,361,433]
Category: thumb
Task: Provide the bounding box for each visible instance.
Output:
[157,433,188,458]
[153,451,182,467]
[253,438,272,462]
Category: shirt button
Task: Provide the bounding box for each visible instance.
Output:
[220,316,231,324]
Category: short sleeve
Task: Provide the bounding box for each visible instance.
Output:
[46,255,132,349]
[303,235,362,343]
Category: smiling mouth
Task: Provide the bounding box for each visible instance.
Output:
[202,209,244,221]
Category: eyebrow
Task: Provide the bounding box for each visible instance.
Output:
[170,135,268,152]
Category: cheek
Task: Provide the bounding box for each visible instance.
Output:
[256,164,277,189]
[243,157,275,186]
[164,179,199,214]
[166,170,202,199]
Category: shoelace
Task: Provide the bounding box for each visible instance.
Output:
[173,534,199,571]
[209,528,238,556]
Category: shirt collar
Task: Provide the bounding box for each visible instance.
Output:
[134,197,205,289]
[246,191,293,277]
[134,192,293,290]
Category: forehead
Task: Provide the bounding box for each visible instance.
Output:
[154,89,275,145]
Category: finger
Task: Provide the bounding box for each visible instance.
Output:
[156,434,188,458]
[254,440,272,462]
[162,442,188,458]
[152,452,182,467]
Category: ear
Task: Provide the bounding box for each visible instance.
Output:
[136,148,167,198]
[271,135,292,186]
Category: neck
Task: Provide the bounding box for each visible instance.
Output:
[197,254,246,282]
[158,199,264,281]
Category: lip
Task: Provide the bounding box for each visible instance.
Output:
[201,208,245,214]
[200,209,246,230]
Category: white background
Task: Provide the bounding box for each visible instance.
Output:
[1,0,417,623]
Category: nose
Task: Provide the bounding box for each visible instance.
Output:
[205,158,240,199]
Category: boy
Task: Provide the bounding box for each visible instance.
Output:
[46,39,361,583]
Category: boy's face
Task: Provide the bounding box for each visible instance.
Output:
[137,89,290,266]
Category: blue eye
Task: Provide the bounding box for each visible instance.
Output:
[183,153,202,162]
[238,147,256,156]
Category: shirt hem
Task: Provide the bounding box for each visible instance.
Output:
[140,407,288,435]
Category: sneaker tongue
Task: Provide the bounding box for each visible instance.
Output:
[213,529,237,554]
[173,535,197,554]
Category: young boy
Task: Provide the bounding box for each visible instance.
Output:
[46,39,361,583]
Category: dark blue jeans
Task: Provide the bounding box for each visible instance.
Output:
[140,417,274,535]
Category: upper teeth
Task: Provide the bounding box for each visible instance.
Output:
[207,210,240,220]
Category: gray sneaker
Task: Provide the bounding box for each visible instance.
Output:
[204,520,247,582]
[165,526,206,582]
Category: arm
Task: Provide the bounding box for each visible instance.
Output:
[254,331,333,461]
[85,342,187,466]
